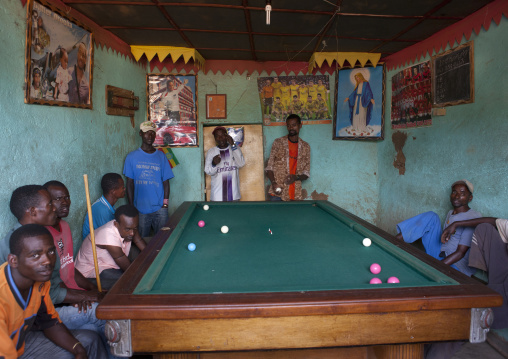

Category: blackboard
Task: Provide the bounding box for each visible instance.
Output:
[432,42,474,107]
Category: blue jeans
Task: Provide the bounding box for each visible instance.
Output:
[20,329,108,359]
[139,206,169,237]
[56,303,119,359]
[269,195,282,201]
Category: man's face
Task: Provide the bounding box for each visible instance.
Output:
[113,178,126,199]
[214,129,228,149]
[33,73,41,88]
[47,185,71,219]
[12,234,56,283]
[450,184,472,208]
[286,118,302,137]
[273,78,279,83]
[77,44,87,70]
[114,215,139,242]
[140,130,156,146]
[33,190,58,226]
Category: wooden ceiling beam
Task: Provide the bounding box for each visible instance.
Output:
[369,0,453,52]
[61,0,464,20]
[242,0,257,61]
[150,0,194,48]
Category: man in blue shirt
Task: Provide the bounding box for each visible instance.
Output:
[123,121,174,237]
[82,173,125,240]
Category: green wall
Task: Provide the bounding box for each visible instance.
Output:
[0,0,146,245]
[377,17,508,233]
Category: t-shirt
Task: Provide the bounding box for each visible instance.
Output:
[123,148,174,214]
[82,195,115,240]
[0,263,61,358]
[442,209,482,276]
[288,140,298,201]
[271,82,282,98]
[262,85,274,99]
[204,145,246,201]
[46,221,81,291]
[75,220,132,278]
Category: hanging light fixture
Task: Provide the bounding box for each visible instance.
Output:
[265,0,272,25]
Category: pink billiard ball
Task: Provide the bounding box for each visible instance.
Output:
[198,220,205,227]
[370,278,382,284]
[387,276,400,283]
[370,263,381,275]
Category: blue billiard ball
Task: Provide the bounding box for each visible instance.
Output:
[188,243,196,251]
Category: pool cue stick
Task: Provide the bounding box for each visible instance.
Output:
[83,174,102,292]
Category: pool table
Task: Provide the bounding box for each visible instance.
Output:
[96,201,502,358]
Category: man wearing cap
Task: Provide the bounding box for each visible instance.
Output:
[204,127,245,201]
[123,121,174,237]
[395,180,481,276]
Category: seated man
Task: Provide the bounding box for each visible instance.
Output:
[0,224,108,359]
[76,204,146,290]
[82,173,125,240]
[442,217,508,329]
[0,184,112,358]
[395,180,481,276]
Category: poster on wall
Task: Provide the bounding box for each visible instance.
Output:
[391,61,432,129]
[333,66,385,140]
[257,75,332,126]
[147,74,198,147]
[25,0,94,108]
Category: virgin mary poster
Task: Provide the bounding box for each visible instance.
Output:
[333,66,385,141]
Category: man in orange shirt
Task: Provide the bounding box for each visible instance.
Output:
[265,114,311,201]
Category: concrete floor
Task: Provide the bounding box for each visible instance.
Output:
[451,331,508,359]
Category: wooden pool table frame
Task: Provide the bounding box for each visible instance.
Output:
[96,201,502,358]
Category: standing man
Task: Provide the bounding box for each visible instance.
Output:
[260,79,274,116]
[162,78,188,124]
[82,173,125,240]
[124,121,174,237]
[0,224,108,359]
[265,114,310,201]
[205,127,246,202]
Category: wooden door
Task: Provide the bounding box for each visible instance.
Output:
[203,124,265,201]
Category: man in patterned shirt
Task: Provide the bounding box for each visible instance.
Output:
[266,114,310,201]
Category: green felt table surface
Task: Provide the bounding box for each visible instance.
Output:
[135,201,456,295]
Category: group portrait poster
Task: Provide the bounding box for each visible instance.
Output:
[147,74,198,147]
[25,0,93,108]
[391,61,432,129]
[257,75,332,126]
[334,67,385,140]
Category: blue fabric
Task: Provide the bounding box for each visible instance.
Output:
[123,148,174,214]
[82,196,115,240]
[347,81,373,125]
[138,206,169,237]
[397,211,443,260]
[397,209,482,276]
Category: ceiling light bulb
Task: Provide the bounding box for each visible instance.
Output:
[265,1,272,25]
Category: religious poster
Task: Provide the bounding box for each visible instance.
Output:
[147,74,198,147]
[25,0,94,108]
[391,61,432,129]
[257,75,332,126]
[333,66,385,140]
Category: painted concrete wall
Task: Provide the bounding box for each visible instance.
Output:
[377,17,508,234]
[0,1,146,246]
[167,70,379,223]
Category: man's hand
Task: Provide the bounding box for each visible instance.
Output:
[212,155,221,166]
[286,174,298,185]
[441,223,457,243]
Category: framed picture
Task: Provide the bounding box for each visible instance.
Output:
[25,0,94,108]
[333,66,385,140]
[147,74,198,147]
[257,75,332,126]
[391,61,432,129]
[206,94,227,119]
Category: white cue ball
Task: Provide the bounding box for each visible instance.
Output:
[221,225,229,234]
[203,205,209,210]
[362,238,372,247]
